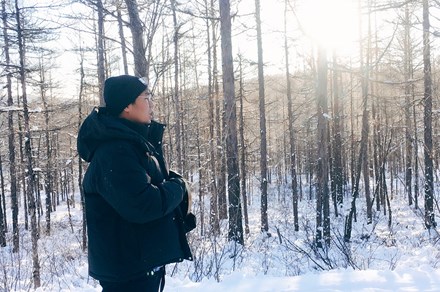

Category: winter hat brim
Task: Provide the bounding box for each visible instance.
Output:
[104,75,148,116]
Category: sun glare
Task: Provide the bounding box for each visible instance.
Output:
[297,0,359,56]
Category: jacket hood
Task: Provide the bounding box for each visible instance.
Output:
[77,107,165,162]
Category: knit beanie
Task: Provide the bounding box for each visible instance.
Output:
[103,75,148,116]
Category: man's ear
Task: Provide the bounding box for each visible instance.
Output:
[119,104,132,118]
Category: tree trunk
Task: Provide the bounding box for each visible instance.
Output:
[422,0,436,229]
[78,45,87,252]
[16,98,29,231]
[404,5,413,206]
[255,0,269,233]
[219,0,244,245]
[2,0,19,251]
[116,4,129,75]
[315,46,330,247]
[195,114,205,235]
[0,153,5,247]
[413,97,419,210]
[214,0,228,221]
[205,0,219,234]
[238,55,250,235]
[363,5,372,224]
[124,0,148,77]
[15,0,41,287]
[96,0,105,105]
[38,57,53,236]
[284,0,298,231]
[170,0,183,173]
[331,53,344,217]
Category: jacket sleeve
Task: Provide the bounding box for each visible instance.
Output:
[93,142,184,224]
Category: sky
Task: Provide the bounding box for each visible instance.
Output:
[235,0,361,72]
[23,0,365,100]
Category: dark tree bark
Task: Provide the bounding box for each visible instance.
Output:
[204,0,220,234]
[219,0,244,245]
[2,0,19,251]
[238,55,250,235]
[96,0,105,105]
[15,0,41,287]
[345,0,373,240]
[0,153,5,247]
[284,0,298,231]
[215,0,228,221]
[254,0,269,233]
[38,58,54,236]
[170,0,183,173]
[124,0,148,77]
[78,45,87,251]
[363,7,372,222]
[205,0,219,234]
[315,46,330,247]
[422,0,436,229]
[404,5,413,206]
[16,97,28,231]
[331,54,344,218]
[116,4,129,75]
[413,98,419,210]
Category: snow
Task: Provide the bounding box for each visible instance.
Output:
[166,268,440,291]
[26,266,440,291]
[2,182,440,292]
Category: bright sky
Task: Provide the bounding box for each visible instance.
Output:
[17,0,365,99]
[296,0,359,55]
[234,0,361,77]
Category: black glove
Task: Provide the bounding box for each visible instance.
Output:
[169,177,186,191]
[169,172,197,232]
[183,213,196,233]
[168,170,182,179]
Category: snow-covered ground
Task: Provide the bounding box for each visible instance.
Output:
[166,268,440,291]
[2,182,440,292]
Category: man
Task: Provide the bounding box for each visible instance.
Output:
[77,75,195,291]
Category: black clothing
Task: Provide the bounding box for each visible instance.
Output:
[99,267,165,292]
[77,108,192,283]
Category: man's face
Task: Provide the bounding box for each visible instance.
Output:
[121,90,153,124]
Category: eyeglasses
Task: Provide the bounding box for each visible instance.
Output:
[141,90,154,101]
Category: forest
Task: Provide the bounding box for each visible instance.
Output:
[0,0,440,290]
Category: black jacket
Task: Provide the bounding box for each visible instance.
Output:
[77,108,193,282]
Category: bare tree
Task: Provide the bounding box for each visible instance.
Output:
[15,0,41,287]
[170,0,183,173]
[116,2,129,74]
[0,152,5,247]
[254,0,269,234]
[238,54,250,235]
[422,0,436,229]
[345,0,372,241]
[330,53,344,217]
[363,4,372,223]
[219,0,244,245]
[284,0,298,231]
[205,0,220,234]
[77,44,88,251]
[403,5,413,206]
[214,0,228,221]
[37,56,54,235]
[2,0,19,252]
[124,0,148,77]
[315,46,330,247]
[96,0,105,105]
